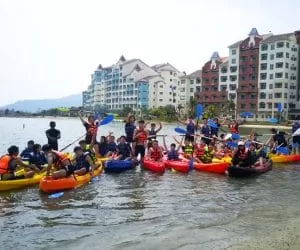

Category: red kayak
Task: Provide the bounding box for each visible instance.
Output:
[164,160,190,173]
[143,158,165,173]
[194,162,229,174]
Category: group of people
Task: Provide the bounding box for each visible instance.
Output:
[1,111,299,181]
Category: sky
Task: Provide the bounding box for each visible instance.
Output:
[0,0,299,106]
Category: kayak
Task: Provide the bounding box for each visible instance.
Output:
[39,162,103,193]
[105,160,133,173]
[164,160,190,173]
[143,158,165,173]
[212,156,232,164]
[0,171,46,191]
[227,159,273,177]
[269,154,300,163]
[194,162,229,174]
[99,157,109,165]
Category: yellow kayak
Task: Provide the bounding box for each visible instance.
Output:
[268,154,300,163]
[0,171,46,191]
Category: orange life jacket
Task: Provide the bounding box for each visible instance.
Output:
[136,129,147,143]
[150,147,162,161]
[87,123,98,136]
[52,150,70,168]
[0,155,14,174]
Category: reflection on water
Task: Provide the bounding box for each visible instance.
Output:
[0,118,299,249]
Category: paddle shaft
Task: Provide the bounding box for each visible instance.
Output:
[60,134,86,152]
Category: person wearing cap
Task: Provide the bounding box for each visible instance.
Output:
[231,141,252,167]
[72,146,96,176]
[113,136,132,160]
[45,121,61,150]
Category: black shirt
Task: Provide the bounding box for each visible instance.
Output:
[46,128,60,150]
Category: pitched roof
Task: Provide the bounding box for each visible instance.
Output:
[248,28,260,36]
[187,69,202,78]
[152,63,180,73]
[228,40,242,48]
[261,33,294,43]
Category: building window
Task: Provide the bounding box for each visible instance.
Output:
[232,49,236,55]
[240,104,246,109]
[275,93,282,98]
[229,93,236,99]
[260,92,266,99]
[284,103,287,108]
[275,82,282,88]
[250,103,256,109]
[275,72,283,78]
[221,76,227,82]
[261,44,268,51]
[230,76,237,81]
[270,54,274,60]
[190,80,194,84]
[261,54,268,60]
[260,73,267,80]
[285,83,288,88]
[286,52,290,58]
[241,56,247,62]
[196,86,201,92]
[286,42,290,48]
[277,42,284,48]
[284,93,288,98]
[269,94,273,99]
[259,102,266,108]
[231,58,236,64]
[269,64,273,70]
[221,85,227,91]
[196,78,201,84]
[271,44,275,50]
[285,73,289,79]
[276,62,283,68]
[190,88,194,92]
[286,63,289,69]
[159,92,163,95]
[260,63,267,70]
[159,85,163,88]
[269,84,273,89]
[230,66,237,72]
[276,52,283,58]
[241,75,246,81]
[159,99,163,102]
[260,82,266,89]
[229,84,236,90]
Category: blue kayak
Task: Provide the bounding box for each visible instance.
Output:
[104,160,133,173]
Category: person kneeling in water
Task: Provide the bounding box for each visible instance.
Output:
[42,144,75,179]
[0,145,35,180]
[148,140,163,161]
[72,146,96,176]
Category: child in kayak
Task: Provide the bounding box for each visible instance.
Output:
[29,144,48,172]
[200,143,216,163]
[163,135,184,161]
[0,145,35,180]
[194,139,206,163]
[72,146,97,176]
[148,140,163,162]
[42,144,75,179]
[114,136,132,160]
[106,133,117,157]
[20,140,34,161]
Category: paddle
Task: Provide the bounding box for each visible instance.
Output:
[195,104,203,119]
[60,134,86,152]
[292,128,300,137]
[48,192,64,199]
[231,133,240,140]
[99,114,114,126]
[175,127,187,134]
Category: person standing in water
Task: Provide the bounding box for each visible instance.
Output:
[45,121,61,150]
[78,110,99,145]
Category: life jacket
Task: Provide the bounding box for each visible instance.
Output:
[201,124,210,137]
[201,147,214,163]
[195,144,205,158]
[229,124,239,134]
[75,154,90,170]
[52,150,70,169]
[237,148,249,160]
[167,150,179,160]
[136,129,147,143]
[0,155,14,174]
[125,123,136,137]
[150,147,162,161]
[87,123,98,136]
[148,129,156,139]
[184,144,194,155]
[186,122,195,135]
[117,143,131,158]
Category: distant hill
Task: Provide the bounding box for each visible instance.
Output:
[0,94,82,113]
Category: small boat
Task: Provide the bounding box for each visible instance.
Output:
[143,158,165,173]
[194,162,229,174]
[39,162,103,193]
[0,171,46,191]
[164,160,190,173]
[269,154,300,163]
[227,159,273,177]
[104,160,133,173]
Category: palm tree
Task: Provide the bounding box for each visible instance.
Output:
[221,99,235,118]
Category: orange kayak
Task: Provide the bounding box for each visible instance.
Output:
[164,160,190,173]
[194,162,229,174]
[269,154,300,163]
[143,158,165,173]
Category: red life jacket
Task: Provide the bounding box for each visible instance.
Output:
[0,155,13,174]
[237,148,248,160]
[136,129,147,143]
[229,124,239,134]
[150,147,162,161]
[87,123,98,136]
[195,145,205,158]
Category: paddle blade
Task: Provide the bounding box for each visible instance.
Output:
[195,104,203,118]
[292,128,300,137]
[231,133,240,140]
[99,114,114,126]
[208,119,218,128]
[48,192,64,199]
[268,118,278,123]
[276,146,289,155]
[175,127,187,134]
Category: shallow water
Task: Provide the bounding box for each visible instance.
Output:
[0,117,299,250]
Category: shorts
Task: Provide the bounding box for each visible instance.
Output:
[135,145,145,157]
[185,134,194,142]
[63,165,76,176]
